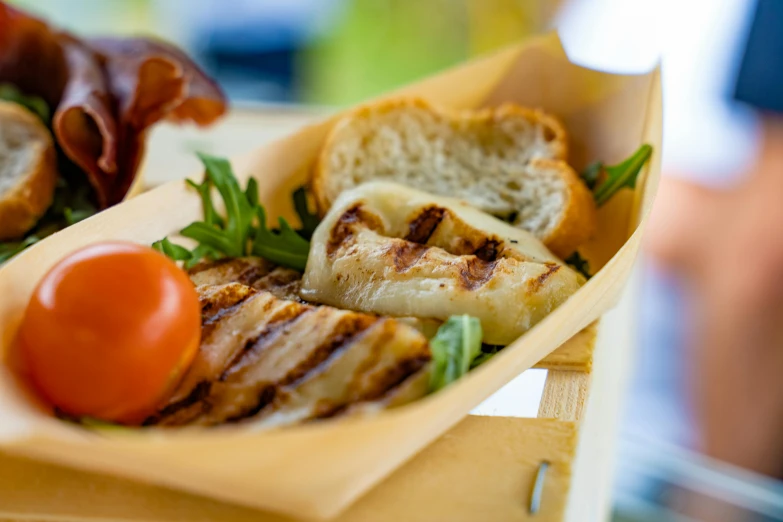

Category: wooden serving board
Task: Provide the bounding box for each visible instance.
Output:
[0,108,639,522]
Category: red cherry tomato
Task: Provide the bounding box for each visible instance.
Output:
[18,241,201,424]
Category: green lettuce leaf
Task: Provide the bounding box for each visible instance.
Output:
[588,144,653,207]
[0,83,50,123]
[429,315,483,392]
[154,153,316,271]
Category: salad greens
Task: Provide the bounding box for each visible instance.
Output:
[292,187,321,240]
[0,83,50,123]
[565,251,591,279]
[470,344,503,369]
[251,205,311,270]
[154,153,317,271]
[584,144,653,207]
[429,315,484,392]
[567,143,654,279]
[0,172,97,264]
[0,89,98,264]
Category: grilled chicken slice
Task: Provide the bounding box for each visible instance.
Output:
[148,282,430,427]
[301,181,585,346]
[188,257,445,339]
[188,257,303,302]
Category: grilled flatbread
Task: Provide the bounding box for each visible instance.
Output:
[301,181,585,346]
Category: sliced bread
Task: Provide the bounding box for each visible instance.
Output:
[0,101,58,241]
[312,98,596,258]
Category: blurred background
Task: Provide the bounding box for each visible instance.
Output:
[8,0,783,520]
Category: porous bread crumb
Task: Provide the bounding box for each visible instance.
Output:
[0,102,58,240]
[315,99,594,252]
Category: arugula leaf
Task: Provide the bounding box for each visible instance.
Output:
[252,205,311,270]
[64,208,93,226]
[0,83,50,123]
[0,236,40,263]
[53,408,129,431]
[196,152,254,256]
[0,174,97,264]
[152,238,193,261]
[186,177,224,228]
[245,178,260,208]
[78,416,129,431]
[565,251,591,279]
[580,162,602,191]
[185,244,222,269]
[180,221,237,256]
[429,315,483,392]
[470,344,503,369]
[589,144,653,207]
[293,186,320,240]
[154,153,315,271]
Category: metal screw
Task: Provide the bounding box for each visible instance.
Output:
[528,460,550,515]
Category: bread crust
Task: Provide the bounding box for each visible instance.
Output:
[311,97,594,258]
[0,102,58,241]
[313,98,567,211]
[531,158,598,258]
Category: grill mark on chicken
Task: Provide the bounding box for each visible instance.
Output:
[253,268,304,302]
[355,355,430,404]
[190,258,304,302]
[458,257,498,290]
[348,320,428,400]
[225,385,277,423]
[389,240,430,272]
[200,286,258,340]
[207,312,379,425]
[327,204,382,257]
[187,258,234,275]
[236,264,269,286]
[312,400,343,419]
[527,262,561,293]
[281,314,377,388]
[349,319,396,385]
[221,305,314,379]
[405,205,446,244]
[149,257,434,428]
[143,381,211,425]
[200,284,255,320]
[318,356,430,420]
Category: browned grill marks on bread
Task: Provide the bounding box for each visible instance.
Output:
[405,205,446,244]
[458,257,498,290]
[527,262,561,293]
[327,203,383,256]
[473,238,502,262]
[389,240,430,272]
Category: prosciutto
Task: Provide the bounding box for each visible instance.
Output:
[0,2,227,207]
